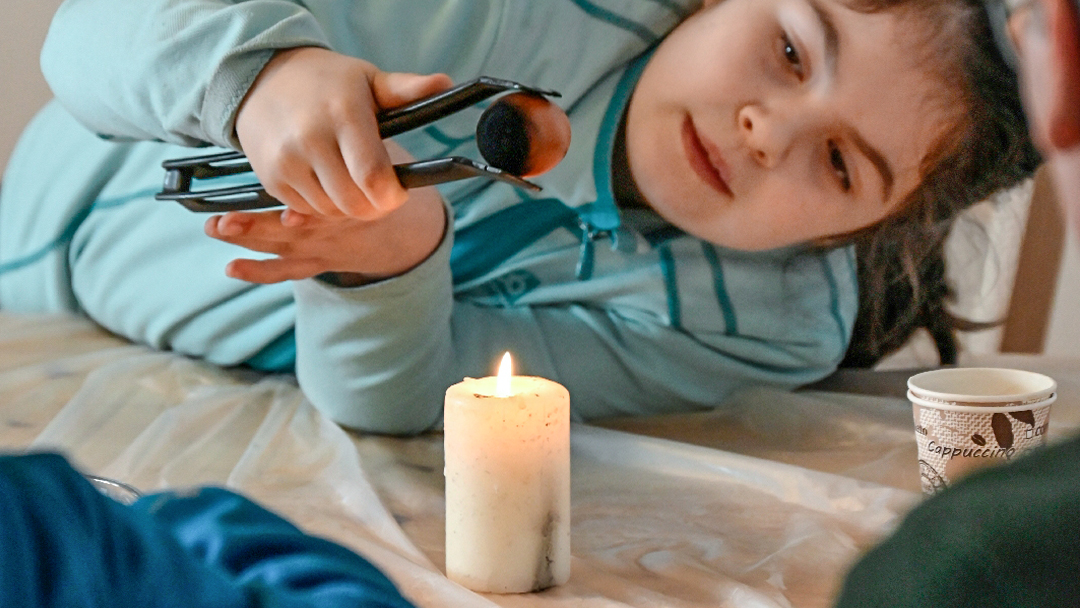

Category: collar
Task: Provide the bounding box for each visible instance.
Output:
[580,48,655,234]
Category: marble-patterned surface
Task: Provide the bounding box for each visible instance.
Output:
[4,311,1075,607]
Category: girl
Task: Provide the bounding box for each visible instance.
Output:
[0,0,1036,434]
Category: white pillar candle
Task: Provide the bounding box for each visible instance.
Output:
[444,353,570,593]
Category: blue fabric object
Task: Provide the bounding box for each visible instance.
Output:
[0,452,415,608]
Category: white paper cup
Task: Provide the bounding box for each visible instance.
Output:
[908,368,1056,495]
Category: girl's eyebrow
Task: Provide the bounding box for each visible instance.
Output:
[805,0,895,201]
[804,0,840,70]
[851,129,896,201]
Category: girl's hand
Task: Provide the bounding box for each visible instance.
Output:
[204,183,446,285]
[206,139,447,285]
[234,47,452,219]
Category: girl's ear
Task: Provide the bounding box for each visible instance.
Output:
[1046,0,1080,148]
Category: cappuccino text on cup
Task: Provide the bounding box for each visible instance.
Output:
[907,368,1056,495]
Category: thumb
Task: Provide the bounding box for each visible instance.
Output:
[371,71,454,111]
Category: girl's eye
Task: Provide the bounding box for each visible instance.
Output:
[828,140,851,192]
[780,33,804,78]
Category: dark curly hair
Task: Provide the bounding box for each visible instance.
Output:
[837,0,1041,367]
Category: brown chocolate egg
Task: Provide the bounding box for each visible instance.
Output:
[475,92,572,177]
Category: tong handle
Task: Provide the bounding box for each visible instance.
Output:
[376,76,558,138]
[156,157,538,213]
[156,77,557,212]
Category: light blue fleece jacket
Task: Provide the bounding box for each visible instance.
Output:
[0,0,856,434]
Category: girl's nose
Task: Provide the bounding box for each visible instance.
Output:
[738,104,792,168]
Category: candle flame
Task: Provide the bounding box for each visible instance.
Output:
[496,352,512,398]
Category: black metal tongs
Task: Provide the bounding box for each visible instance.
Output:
[155,77,559,213]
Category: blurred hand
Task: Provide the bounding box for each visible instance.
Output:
[234,46,452,219]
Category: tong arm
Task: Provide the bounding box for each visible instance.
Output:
[156,77,556,212]
[155,157,538,213]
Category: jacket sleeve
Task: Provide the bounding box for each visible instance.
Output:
[293,230,850,436]
[40,0,332,149]
[38,0,509,150]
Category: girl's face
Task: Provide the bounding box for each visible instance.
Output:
[625,0,956,250]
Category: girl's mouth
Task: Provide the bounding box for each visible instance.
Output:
[681,116,732,197]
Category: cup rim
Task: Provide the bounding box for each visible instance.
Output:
[908,389,1056,412]
[907,367,1056,406]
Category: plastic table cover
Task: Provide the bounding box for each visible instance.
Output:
[1,311,1077,608]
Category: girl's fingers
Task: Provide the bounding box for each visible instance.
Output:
[206,210,280,237]
[280,208,308,227]
[261,179,318,216]
[233,50,446,220]
[283,163,346,217]
[312,142,386,220]
[332,71,453,218]
[258,137,350,218]
[336,94,407,217]
[225,257,329,284]
[206,210,306,254]
[205,213,249,238]
[338,144,406,218]
[371,72,454,111]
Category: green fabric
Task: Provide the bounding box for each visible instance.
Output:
[835,435,1080,607]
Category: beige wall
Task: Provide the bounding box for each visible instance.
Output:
[1,0,64,172]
